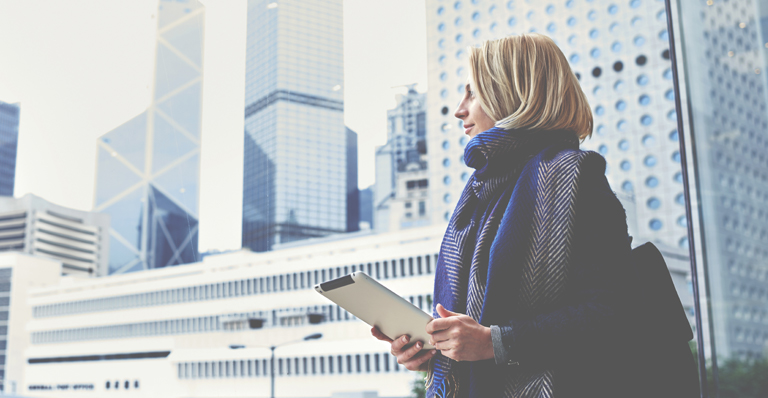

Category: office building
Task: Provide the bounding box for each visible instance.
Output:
[242,0,352,252]
[374,88,429,232]
[0,194,110,276]
[11,226,446,397]
[0,101,20,197]
[674,0,768,358]
[346,127,360,233]
[358,186,373,230]
[424,0,684,249]
[94,0,205,274]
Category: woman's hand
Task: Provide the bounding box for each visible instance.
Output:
[371,327,437,371]
[426,304,494,362]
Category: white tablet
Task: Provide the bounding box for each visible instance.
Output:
[314,271,434,350]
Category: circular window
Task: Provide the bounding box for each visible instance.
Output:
[457,84,464,94]
[639,94,651,105]
[677,215,687,227]
[649,219,663,231]
[459,136,468,145]
[644,155,657,167]
[442,140,450,150]
[640,115,653,125]
[439,55,446,64]
[489,22,497,32]
[598,144,608,154]
[616,100,627,111]
[642,134,656,146]
[507,0,515,9]
[645,176,659,187]
[618,139,629,150]
[669,129,678,141]
[636,55,647,65]
[620,160,631,171]
[458,120,464,128]
[634,36,646,46]
[443,193,452,203]
[443,158,451,168]
[637,74,649,85]
[461,172,469,182]
[665,89,675,100]
[613,61,624,72]
[472,11,481,21]
[617,120,628,131]
[444,212,451,221]
[473,28,482,38]
[614,80,625,91]
[662,49,670,59]
[457,66,465,77]
[588,10,597,20]
[659,29,669,41]
[668,110,677,121]
[568,35,578,45]
[672,151,681,163]
[657,10,666,20]
[546,4,555,14]
[596,125,606,135]
[575,72,581,81]
[570,53,580,63]
[437,6,445,15]
[547,23,557,32]
[647,197,661,209]
[443,176,452,185]
[488,4,496,13]
[459,154,465,165]
[456,49,465,59]
[611,41,622,52]
[609,22,619,32]
[454,1,462,9]
[631,16,642,26]
[438,23,446,32]
[589,29,599,39]
[438,39,445,49]
[663,68,673,80]
[455,17,463,26]
[455,33,463,43]
[622,180,633,192]
[674,172,683,183]
[440,89,449,99]
[630,0,641,8]
[593,86,602,96]
[608,4,618,14]
[679,237,689,249]
[595,105,605,116]
[526,10,535,20]
[675,193,685,205]
[591,48,601,58]
[566,0,574,7]
[592,67,602,77]
[440,72,448,81]
[441,106,450,116]
[508,16,517,26]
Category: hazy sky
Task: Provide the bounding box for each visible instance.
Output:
[0,0,428,252]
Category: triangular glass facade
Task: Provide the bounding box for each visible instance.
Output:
[94,0,204,274]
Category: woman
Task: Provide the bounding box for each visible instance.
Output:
[372,33,638,397]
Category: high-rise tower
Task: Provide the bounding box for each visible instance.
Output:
[94,0,204,274]
[242,0,349,252]
[0,101,19,197]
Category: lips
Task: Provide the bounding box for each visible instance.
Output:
[464,124,474,135]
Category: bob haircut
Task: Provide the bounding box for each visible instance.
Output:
[468,33,593,140]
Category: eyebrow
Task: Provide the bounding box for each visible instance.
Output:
[465,84,471,92]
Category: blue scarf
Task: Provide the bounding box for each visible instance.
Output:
[428,127,588,397]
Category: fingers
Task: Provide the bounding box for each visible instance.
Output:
[426,317,452,334]
[391,335,410,353]
[403,349,437,371]
[370,327,393,343]
[435,303,459,318]
[428,330,451,346]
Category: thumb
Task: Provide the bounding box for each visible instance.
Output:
[436,303,459,318]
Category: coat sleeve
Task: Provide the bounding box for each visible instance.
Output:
[496,155,633,367]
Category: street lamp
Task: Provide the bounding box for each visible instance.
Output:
[270,333,322,398]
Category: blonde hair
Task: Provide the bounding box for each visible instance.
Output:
[468,33,593,140]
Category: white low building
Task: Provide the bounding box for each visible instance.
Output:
[11,226,445,398]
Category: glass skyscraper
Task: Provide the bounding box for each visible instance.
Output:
[242,0,351,252]
[0,101,19,197]
[94,0,204,274]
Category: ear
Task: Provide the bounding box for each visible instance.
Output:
[436,303,460,318]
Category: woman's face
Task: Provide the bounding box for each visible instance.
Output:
[454,82,495,138]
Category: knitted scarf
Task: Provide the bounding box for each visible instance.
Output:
[428,127,585,398]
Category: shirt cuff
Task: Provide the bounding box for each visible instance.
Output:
[491,325,517,365]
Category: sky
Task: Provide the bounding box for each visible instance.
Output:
[0,0,428,252]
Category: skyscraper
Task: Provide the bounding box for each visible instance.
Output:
[94,0,204,274]
[0,101,20,197]
[242,0,349,252]
[424,0,683,250]
[374,87,429,232]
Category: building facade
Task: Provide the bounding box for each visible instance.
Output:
[12,227,446,398]
[0,194,110,276]
[242,0,352,252]
[0,101,20,197]
[424,0,684,249]
[374,88,430,233]
[674,0,768,359]
[94,0,204,274]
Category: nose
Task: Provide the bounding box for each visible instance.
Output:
[454,99,467,120]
